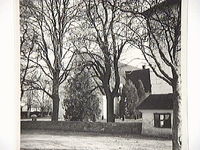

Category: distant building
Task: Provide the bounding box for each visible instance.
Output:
[100,62,138,120]
[126,68,151,94]
[115,67,151,120]
[21,104,42,119]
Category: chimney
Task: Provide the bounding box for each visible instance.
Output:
[142,65,146,69]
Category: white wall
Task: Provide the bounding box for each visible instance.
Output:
[114,97,119,115]
[150,70,173,94]
[102,95,107,119]
[100,95,119,120]
[140,109,173,138]
[58,99,65,120]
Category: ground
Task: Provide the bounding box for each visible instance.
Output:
[21,130,172,150]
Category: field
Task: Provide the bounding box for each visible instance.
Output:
[21,130,172,150]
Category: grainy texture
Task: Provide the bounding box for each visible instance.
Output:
[21,130,172,150]
[21,121,142,135]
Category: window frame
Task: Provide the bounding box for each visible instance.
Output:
[154,113,171,128]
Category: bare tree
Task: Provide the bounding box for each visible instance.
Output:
[120,0,182,149]
[20,0,79,121]
[32,90,52,117]
[73,0,129,122]
[20,0,38,102]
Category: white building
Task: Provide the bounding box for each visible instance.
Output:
[138,94,173,138]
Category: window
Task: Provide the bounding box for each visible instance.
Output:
[154,113,171,128]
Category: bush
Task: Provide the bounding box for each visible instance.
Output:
[63,67,101,122]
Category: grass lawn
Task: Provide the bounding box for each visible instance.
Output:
[21,129,172,150]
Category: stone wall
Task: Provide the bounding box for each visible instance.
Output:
[21,121,142,135]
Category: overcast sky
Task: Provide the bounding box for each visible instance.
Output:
[119,45,147,69]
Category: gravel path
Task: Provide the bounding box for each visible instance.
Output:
[21,130,172,150]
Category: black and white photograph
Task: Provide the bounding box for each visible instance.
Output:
[19,0,184,150]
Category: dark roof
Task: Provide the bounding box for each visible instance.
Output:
[137,93,173,110]
[126,69,151,93]
[142,0,181,17]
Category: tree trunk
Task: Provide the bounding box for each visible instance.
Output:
[119,95,125,120]
[41,107,44,117]
[172,77,182,150]
[51,74,60,121]
[20,89,24,102]
[52,96,60,121]
[27,104,31,118]
[106,94,114,122]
